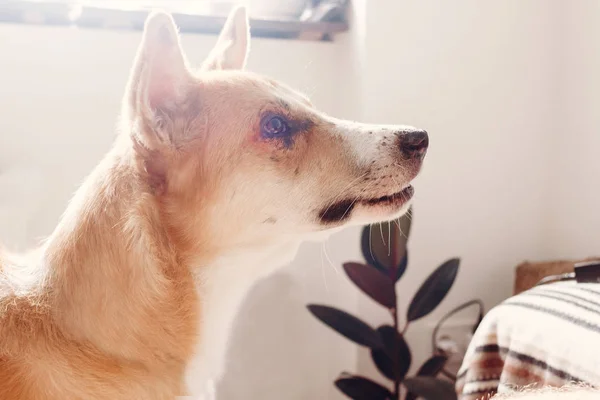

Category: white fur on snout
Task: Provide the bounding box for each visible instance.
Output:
[329,117,419,167]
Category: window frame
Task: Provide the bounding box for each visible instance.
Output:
[0,1,349,41]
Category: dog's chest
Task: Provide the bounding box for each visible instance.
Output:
[185,241,301,398]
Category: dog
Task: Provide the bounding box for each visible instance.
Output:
[0,7,428,400]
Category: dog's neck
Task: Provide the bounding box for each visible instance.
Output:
[42,150,195,371]
[186,239,301,392]
[41,147,301,390]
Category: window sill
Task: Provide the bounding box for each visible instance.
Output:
[0,1,349,41]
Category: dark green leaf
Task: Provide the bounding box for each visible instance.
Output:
[396,252,408,282]
[343,262,396,309]
[416,355,448,376]
[407,258,460,322]
[335,375,393,400]
[370,325,411,381]
[398,206,413,245]
[403,377,457,400]
[406,354,450,398]
[307,305,383,349]
[360,209,412,279]
[361,225,388,274]
[371,349,395,382]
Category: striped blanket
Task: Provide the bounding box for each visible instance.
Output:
[456,282,600,400]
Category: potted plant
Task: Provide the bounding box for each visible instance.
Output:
[307,209,483,400]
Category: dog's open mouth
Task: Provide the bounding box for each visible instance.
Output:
[318,185,414,224]
[360,185,414,206]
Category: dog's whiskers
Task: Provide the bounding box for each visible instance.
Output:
[379,223,386,247]
[339,196,360,221]
[322,242,339,275]
[319,245,330,292]
[319,172,368,219]
[388,221,392,257]
[368,224,375,264]
[393,219,407,240]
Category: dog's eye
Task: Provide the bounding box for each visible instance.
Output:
[262,116,289,138]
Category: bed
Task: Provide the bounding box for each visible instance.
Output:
[456,280,600,399]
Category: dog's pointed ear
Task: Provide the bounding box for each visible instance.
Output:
[202,6,250,71]
[125,11,192,147]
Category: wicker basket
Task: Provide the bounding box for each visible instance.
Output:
[514,257,600,295]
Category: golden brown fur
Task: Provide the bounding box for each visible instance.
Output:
[0,147,199,399]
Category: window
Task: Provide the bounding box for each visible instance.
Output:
[1,0,349,41]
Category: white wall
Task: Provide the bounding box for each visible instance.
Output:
[0,1,594,398]
[547,0,600,259]
[354,0,562,378]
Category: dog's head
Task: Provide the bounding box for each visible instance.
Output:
[123,8,428,255]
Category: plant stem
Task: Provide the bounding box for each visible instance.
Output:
[401,322,410,336]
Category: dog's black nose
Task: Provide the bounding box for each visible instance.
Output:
[399,130,429,159]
